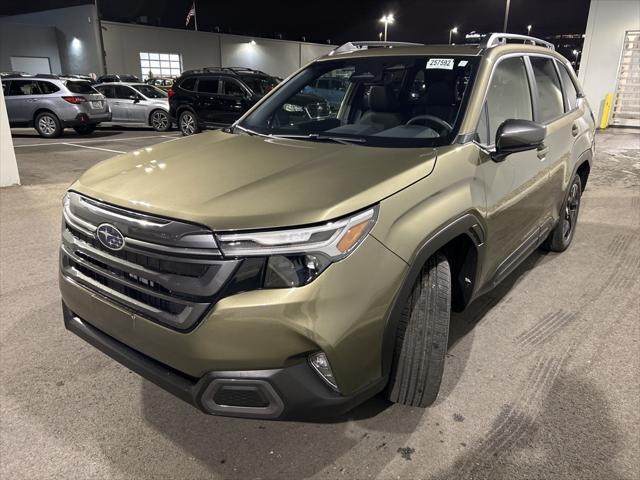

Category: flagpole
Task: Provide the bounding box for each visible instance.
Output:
[194,1,198,31]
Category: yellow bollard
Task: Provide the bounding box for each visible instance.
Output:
[599,93,612,129]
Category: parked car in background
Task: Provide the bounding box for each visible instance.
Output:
[96,74,140,83]
[169,67,330,135]
[62,74,96,84]
[93,82,171,132]
[145,77,174,92]
[303,76,348,112]
[2,74,110,137]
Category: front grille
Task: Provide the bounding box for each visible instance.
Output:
[60,192,240,330]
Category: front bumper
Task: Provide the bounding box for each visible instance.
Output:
[63,303,384,420]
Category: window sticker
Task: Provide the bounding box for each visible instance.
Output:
[458,60,469,67]
[427,58,454,70]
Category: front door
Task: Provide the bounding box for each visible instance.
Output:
[194,77,222,124]
[475,56,551,286]
[219,78,253,124]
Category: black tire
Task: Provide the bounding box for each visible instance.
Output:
[179,110,200,136]
[150,109,170,132]
[388,253,451,407]
[73,124,96,135]
[541,174,582,252]
[34,112,62,138]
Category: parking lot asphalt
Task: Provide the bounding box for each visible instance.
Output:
[1,127,639,480]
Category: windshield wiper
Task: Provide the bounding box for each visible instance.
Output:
[271,133,366,145]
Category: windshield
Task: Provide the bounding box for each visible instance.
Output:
[65,81,98,94]
[132,84,167,98]
[240,75,279,96]
[239,55,478,148]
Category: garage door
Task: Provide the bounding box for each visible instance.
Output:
[10,56,51,75]
[611,30,640,127]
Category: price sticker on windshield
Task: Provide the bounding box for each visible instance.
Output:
[426,58,454,70]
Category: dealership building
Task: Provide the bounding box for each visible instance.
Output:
[0,4,335,80]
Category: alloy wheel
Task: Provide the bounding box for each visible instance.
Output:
[562,182,580,240]
[152,111,168,130]
[38,115,57,135]
[180,113,195,135]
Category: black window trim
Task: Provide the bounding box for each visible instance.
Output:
[473,53,536,148]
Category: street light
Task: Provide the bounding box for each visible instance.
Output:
[379,14,395,42]
[379,32,383,41]
[449,27,458,45]
[527,24,532,35]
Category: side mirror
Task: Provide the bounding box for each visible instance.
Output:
[492,119,546,162]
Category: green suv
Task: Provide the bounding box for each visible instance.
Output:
[60,34,595,419]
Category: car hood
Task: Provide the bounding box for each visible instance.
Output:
[71,130,437,231]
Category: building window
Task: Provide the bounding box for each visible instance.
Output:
[139,52,182,80]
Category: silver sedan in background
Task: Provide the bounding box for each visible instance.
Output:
[93,82,171,131]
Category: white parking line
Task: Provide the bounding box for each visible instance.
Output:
[13,133,180,148]
[62,143,125,154]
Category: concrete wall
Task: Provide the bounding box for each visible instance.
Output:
[0,4,103,75]
[102,22,334,79]
[0,21,63,74]
[579,0,640,122]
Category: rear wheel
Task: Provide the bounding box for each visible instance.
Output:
[150,109,170,132]
[73,124,96,135]
[541,174,582,252]
[179,110,200,136]
[35,112,62,138]
[387,253,451,407]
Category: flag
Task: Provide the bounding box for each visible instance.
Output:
[185,2,196,27]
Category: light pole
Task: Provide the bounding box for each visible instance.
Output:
[527,24,532,35]
[379,14,395,42]
[449,27,458,44]
[503,0,511,32]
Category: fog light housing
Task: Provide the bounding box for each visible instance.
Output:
[309,352,339,391]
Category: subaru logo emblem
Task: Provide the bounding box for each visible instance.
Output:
[96,223,125,251]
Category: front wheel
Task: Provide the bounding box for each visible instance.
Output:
[387,253,451,407]
[541,174,582,252]
[179,110,200,136]
[35,112,62,138]
[150,110,170,132]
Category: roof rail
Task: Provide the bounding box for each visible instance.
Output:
[327,40,424,56]
[0,73,60,79]
[480,33,555,50]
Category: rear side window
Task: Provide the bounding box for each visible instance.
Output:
[477,57,533,145]
[223,79,245,97]
[197,78,219,94]
[65,81,95,94]
[95,85,115,98]
[530,57,564,122]
[7,80,41,96]
[38,81,60,94]
[557,63,578,111]
[179,77,196,91]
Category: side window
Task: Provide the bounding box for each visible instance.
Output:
[197,78,219,94]
[477,57,532,145]
[8,80,41,96]
[114,85,135,99]
[96,86,115,98]
[38,81,60,94]
[223,79,245,97]
[557,63,578,111]
[2,81,8,95]
[530,57,564,122]
[179,77,196,91]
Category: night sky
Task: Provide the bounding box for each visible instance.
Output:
[1,0,591,44]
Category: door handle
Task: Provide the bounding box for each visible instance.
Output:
[26,98,38,102]
[537,145,549,160]
[571,123,579,137]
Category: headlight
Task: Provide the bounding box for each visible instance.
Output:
[217,206,378,288]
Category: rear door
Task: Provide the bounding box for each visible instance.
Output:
[529,56,583,231]
[113,85,139,123]
[95,85,126,122]
[4,79,42,124]
[475,55,550,285]
[194,76,222,124]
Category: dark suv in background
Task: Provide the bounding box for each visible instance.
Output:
[169,67,331,135]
